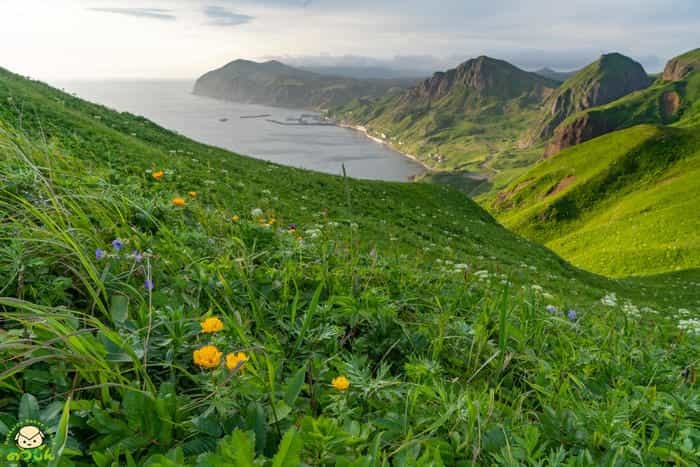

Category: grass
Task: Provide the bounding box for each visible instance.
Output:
[0,67,699,465]
[488,123,700,277]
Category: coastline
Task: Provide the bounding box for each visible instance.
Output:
[336,122,433,174]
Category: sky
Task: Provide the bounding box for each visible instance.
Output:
[1,0,698,80]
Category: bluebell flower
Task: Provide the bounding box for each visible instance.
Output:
[567,309,577,321]
[546,305,558,314]
[144,279,154,291]
[132,251,143,263]
[95,248,105,260]
[112,239,123,251]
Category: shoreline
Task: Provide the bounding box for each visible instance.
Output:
[336,122,433,175]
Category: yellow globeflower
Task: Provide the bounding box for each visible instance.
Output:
[226,351,249,371]
[200,317,224,333]
[172,197,186,207]
[152,170,164,180]
[188,191,197,198]
[232,214,240,223]
[331,375,350,391]
[193,345,222,369]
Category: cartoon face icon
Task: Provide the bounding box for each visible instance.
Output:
[14,425,45,449]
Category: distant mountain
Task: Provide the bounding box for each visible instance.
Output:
[528,53,651,148]
[193,59,412,109]
[533,67,577,82]
[543,49,700,156]
[332,56,558,172]
[300,65,426,80]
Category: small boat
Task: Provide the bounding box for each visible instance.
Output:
[219,118,229,122]
[240,114,271,119]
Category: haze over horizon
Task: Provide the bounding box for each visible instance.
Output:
[2,0,699,80]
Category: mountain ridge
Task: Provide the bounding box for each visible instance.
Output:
[193,59,413,109]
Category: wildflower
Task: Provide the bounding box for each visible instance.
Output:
[546,305,558,314]
[288,223,297,232]
[152,170,164,180]
[95,248,105,260]
[225,351,249,371]
[112,239,123,251]
[131,251,143,263]
[144,279,154,291]
[268,218,276,226]
[251,208,263,218]
[331,375,350,391]
[172,197,186,207]
[200,317,224,333]
[232,214,240,223]
[193,345,222,369]
[567,309,577,321]
[188,191,197,198]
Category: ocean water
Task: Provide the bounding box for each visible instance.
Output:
[52,80,424,182]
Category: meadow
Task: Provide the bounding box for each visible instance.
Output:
[0,68,699,465]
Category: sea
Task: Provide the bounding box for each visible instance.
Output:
[52,80,424,182]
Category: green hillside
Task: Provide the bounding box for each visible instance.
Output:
[331,57,557,180]
[490,123,700,276]
[543,61,700,156]
[528,53,651,145]
[193,59,413,109]
[1,67,699,465]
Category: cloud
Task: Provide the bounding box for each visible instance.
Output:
[204,5,254,26]
[87,7,176,21]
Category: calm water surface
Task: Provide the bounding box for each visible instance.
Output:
[52,80,424,181]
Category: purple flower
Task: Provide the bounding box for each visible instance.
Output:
[95,248,105,260]
[144,279,154,291]
[288,223,297,231]
[112,239,123,251]
[546,305,558,314]
[132,250,143,263]
[567,309,577,321]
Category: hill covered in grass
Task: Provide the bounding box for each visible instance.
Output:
[330,56,558,176]
[543,50,700,156]
[193,59,413,109]
[490,123,700,277]
[528,53,651,146]
[1,66,699,465]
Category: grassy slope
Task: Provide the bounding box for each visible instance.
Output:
[1,67,699,465]
[489,123,700,276]
[554,70,700,138]
[529,53,650,143]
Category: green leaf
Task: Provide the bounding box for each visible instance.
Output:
[110,294,129,324]
[220,430,256,467]
[19,393,40,420]
[283,366,306,407]
[48,397,71,467]
[271,427,302,467]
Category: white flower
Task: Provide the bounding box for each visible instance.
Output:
[678,319,700,335]
[531,285,544,292]
[601,293,618,307]
[251,208,263,218]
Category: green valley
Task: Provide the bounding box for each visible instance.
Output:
[2,65,699,465]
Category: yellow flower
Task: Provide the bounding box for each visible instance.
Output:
[232,214,240,223]
[268,218,276,225]
[331,375,350,391]
[172,197,186,207]
[226,351,249,371]
[193,345,222,369]
[152,170,164,180]
[200,317,224,333]
[188,191,197,198]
